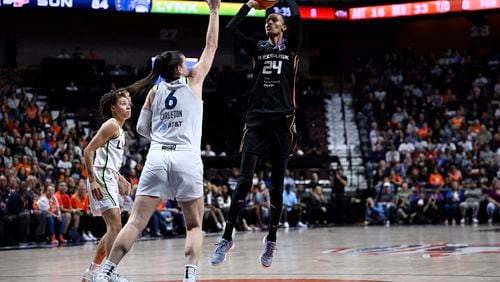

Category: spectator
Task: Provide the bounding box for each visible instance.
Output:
[306,172,320,190]
[283,169,296,192]
[72,179,96,241]
[73,47,84,59]
[395,183,413,223]
[398,137,415,155]
[203,182,225,231]
[282,184,306,228]
[429,167,445,189]
[331,167,348,224]
[54,181,81,241]
[5,181,45,244]
[364,197,385,225]
[201,143,216,157]
[307,185,329,225]
[118,182,134,225]
[37,185,66,243]
[377,182,396,225]
[56,48,70,59]
[57,153,72,171]
[459,179,483,224]
[486,179,500,224]
[65,81,79,92]
[447,165,463,184]
[444,181,464,225]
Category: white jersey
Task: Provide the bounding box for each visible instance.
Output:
[150,78,203,153]
[94,122,125,173]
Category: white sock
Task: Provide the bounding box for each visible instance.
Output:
[101,260,117,275]
[184,264,197,279]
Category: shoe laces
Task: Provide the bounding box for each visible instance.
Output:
[264,240,276,256]
[214,239,230,254]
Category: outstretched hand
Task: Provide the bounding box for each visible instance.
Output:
[207,0,220,12]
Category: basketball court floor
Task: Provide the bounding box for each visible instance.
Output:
[0,226,499,282]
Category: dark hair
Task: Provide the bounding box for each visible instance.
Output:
[126,50,184,96]
[266,12,288,27]
[99,88,130,119]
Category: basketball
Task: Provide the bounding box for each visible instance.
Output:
[255,0,277,8]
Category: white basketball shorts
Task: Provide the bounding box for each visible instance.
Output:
[87,167,120,216]
[136,146,203,202]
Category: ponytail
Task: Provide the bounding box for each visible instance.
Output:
[125,55,161,96]
[125,51,184,96]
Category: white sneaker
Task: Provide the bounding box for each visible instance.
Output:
[216,222,223,230]
[488,218,493,225]
[460,218,465,225]
[82,233,92,241]
[87,232,97,241]
[94,271,130,282]
[82,268,96,282]
[297,221,307,228]
[182,265,197,282]
[283,222,290,229]
[472,218,479,224]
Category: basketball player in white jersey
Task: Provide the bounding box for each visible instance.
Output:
[95,0,220,281]
[82,89,132,282]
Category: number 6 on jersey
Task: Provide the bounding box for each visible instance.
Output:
[164,90,177,110]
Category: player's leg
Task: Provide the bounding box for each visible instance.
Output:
[96,195,160,281]
[260,123,290,267]
[211,152,259,265]
[178,197,204,282]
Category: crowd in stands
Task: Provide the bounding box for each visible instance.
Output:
[5,45,499,248]
[354,48,500,225]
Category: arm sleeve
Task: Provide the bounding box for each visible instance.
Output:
[225,4,258,55]
[136,108,152,140]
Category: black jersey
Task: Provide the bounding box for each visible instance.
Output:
[226,0,301,127]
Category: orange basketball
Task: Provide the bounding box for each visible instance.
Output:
[255,0,277,8]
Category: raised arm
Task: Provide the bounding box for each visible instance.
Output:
[282,0,301,52]
[188,0,220,98]
[225,1,259,55]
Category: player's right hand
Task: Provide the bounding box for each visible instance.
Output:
[91,181,104,200]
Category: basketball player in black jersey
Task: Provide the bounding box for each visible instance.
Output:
[211,0,301,268]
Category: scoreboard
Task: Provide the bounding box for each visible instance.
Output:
[0,0,499,20]
[349,0,500,20]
